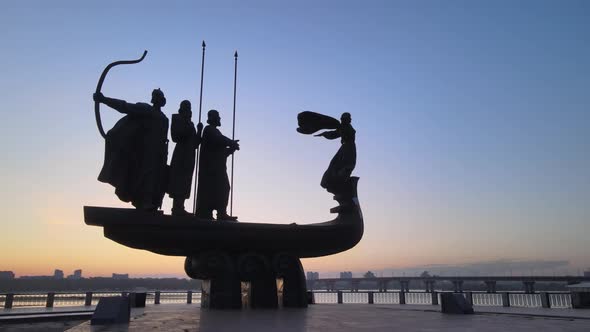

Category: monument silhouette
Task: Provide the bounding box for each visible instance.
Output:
[84,49,364,309]
[167,100,203,216]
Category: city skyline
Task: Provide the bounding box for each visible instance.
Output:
[3,259,589,279]
[1,1,589,277]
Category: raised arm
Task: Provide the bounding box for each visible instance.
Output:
[204,126,234,147]
[315,129,341,140]
[93,92,151,116]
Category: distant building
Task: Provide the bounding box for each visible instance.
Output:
[363,271,376,278]
[112,273,129,280]
[67,269,83,280]
[340,271,353,279]
[584,270,590,277]
[306,271,319,280]
[54,269,64,279]
[0,271,15,280]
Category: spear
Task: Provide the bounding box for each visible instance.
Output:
[230,50,238,216]
[193,40,206,215]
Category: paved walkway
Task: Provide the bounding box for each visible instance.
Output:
[383,303,590,320]
[62,304,590,332]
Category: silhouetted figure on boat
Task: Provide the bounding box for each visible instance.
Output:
[297,111,356,195]
[93,89,169,211]
[195,110,240,221]
[167,100,203,216]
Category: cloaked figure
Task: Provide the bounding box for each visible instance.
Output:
[167,100,203,216]
[93,89,169,211]
[195,110,240,221]
[297,111,356,195]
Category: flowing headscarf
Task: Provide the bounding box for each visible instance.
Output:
[296,111,340,135]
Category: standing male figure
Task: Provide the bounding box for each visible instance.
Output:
[195,110,240,221]
[167,100,203,216]
[93,89,169,211]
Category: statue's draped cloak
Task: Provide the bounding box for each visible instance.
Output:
[320,123,356,192]
[167,114,200,199]
[98,100,169,208]
[296,111,340,134]
[196,125,234,214]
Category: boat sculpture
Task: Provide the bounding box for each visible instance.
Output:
[84,51,363,309]
[84,178,362,308]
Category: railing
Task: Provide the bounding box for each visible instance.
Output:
[405,292,431,305]
[472,293,503,306]
[374,292,400,304]
[0,291,199,309]
[309,291,572,309]
[12,294,46,307]
[342,292,368,304]
[549,293,572,308]
[509,293,542,308]
[0,290,573,309]
[313,292,338,304]
[53,293,87,307]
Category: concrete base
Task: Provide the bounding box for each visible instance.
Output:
[571,292,590,309]
[67,304,590,332]
[440,293,474,314]
[90,297,130,325]
[129,292,147,308]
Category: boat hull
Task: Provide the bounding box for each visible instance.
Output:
[84,196,363,259]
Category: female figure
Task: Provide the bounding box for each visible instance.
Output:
[297,111,356,195]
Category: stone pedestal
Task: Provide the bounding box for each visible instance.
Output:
[91,296,130,325]
[187,252,308,309]
[440,293,474,314]
[571,292,590,308]
[568,283,590,308]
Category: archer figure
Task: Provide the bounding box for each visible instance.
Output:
[93,89,169,211]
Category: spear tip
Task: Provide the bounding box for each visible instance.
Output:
[234,50,238,58]
[202,40,206,48]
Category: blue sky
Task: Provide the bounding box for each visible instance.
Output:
[0,0,588,277]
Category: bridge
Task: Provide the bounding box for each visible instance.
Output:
[307,276,590,293]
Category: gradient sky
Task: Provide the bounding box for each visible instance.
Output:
[0,0,588,278]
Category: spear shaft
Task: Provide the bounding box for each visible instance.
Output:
[230,51,238,216]
[193,41,206,215]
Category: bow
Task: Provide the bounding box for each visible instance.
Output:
[94,50,148,139]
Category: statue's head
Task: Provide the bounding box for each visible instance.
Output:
[341,112,351,125]
[151,88,166,107]
[179,100,192,118]
[207,109,221,127]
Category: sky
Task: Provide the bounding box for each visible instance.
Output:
[0,0,588,278]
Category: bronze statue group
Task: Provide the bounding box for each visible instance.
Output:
[94,89,239,221]
[91,48,357,221]
[93,91,356,222]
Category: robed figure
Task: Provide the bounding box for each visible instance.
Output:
[195,110,240,221]
[297,111,356,195]
[167,100,203,216]
[93,89,169,211]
